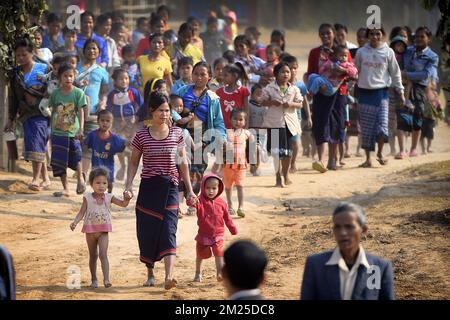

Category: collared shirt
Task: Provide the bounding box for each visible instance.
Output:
[325,246,370,300]
[261,81,303,135]
[229,289,261,300]
[404,46,439,87]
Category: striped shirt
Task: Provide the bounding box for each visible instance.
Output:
[132,126,185,185]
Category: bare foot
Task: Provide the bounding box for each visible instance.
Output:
[40,181,52,190]
[164,278,177,290]
[193,273,202,282]
[275,175,284,188]
[284,177,293,185]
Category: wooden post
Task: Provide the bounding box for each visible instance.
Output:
[0,74,10,171]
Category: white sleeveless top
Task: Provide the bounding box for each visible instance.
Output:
[81,192,112,233]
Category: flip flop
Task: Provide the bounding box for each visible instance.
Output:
[53,191,70,197]
[358,162,372,168]
[237,208,245,218]
[28,183,42,191]
[40,182,52,190]
[376,158,388,165]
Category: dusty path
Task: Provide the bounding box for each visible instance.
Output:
[0,122,449,300]
[1,31,449,300]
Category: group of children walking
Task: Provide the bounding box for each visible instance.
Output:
[8,7,444,289]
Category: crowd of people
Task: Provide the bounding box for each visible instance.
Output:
[2,4,443,298]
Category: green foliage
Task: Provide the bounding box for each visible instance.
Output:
[0,0,48,79]
[421,0,438,10]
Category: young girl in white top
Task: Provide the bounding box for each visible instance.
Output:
[70,166,132,288]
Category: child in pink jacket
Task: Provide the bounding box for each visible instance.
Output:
[187,173,238,282]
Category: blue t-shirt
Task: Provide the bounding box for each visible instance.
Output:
[77,63,109,114]
[106,87,143,120]
[295,81,308,120]
[75,33,109,65]
[181,86,209,122]
[172,79,190,95]
[42,31,64,53]
[85,130,126,182]
[24,63,47,88]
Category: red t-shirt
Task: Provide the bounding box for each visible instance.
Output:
[216,86,250,129]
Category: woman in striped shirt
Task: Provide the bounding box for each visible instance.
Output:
[124,92,197,290]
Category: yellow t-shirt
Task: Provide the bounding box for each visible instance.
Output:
[137,55,173,89]
[169,43,204,65]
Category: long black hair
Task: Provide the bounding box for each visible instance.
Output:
[148,91,169,113]
[13,36,34,52]
[223,62,249,85]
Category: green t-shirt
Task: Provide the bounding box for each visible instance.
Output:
[49,87,87,137]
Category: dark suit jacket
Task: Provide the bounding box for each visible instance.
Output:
[300,250,395,300]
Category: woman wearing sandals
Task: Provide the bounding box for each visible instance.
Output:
[354,27,405,168]
[124,92,198,289]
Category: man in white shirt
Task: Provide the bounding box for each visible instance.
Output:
[300,202,395,300]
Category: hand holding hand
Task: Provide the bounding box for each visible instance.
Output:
[186,192,198,206]
[123,189,134,200]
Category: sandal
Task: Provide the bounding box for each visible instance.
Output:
[40,182,52,190]
[28,183,42,191]
[312,161,328,173]
[237,208,245,218]
[358,162,372,168]
[178,209,183,219]
[53,191,70,197]
[164,278,177,290]
[228,208,236,216]
[395,152,407,160]
[409,150,419,157]
[376,158,388,165]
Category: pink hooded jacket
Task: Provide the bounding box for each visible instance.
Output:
[188,173,238,245]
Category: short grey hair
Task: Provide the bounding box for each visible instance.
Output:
[332,202,367,227]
